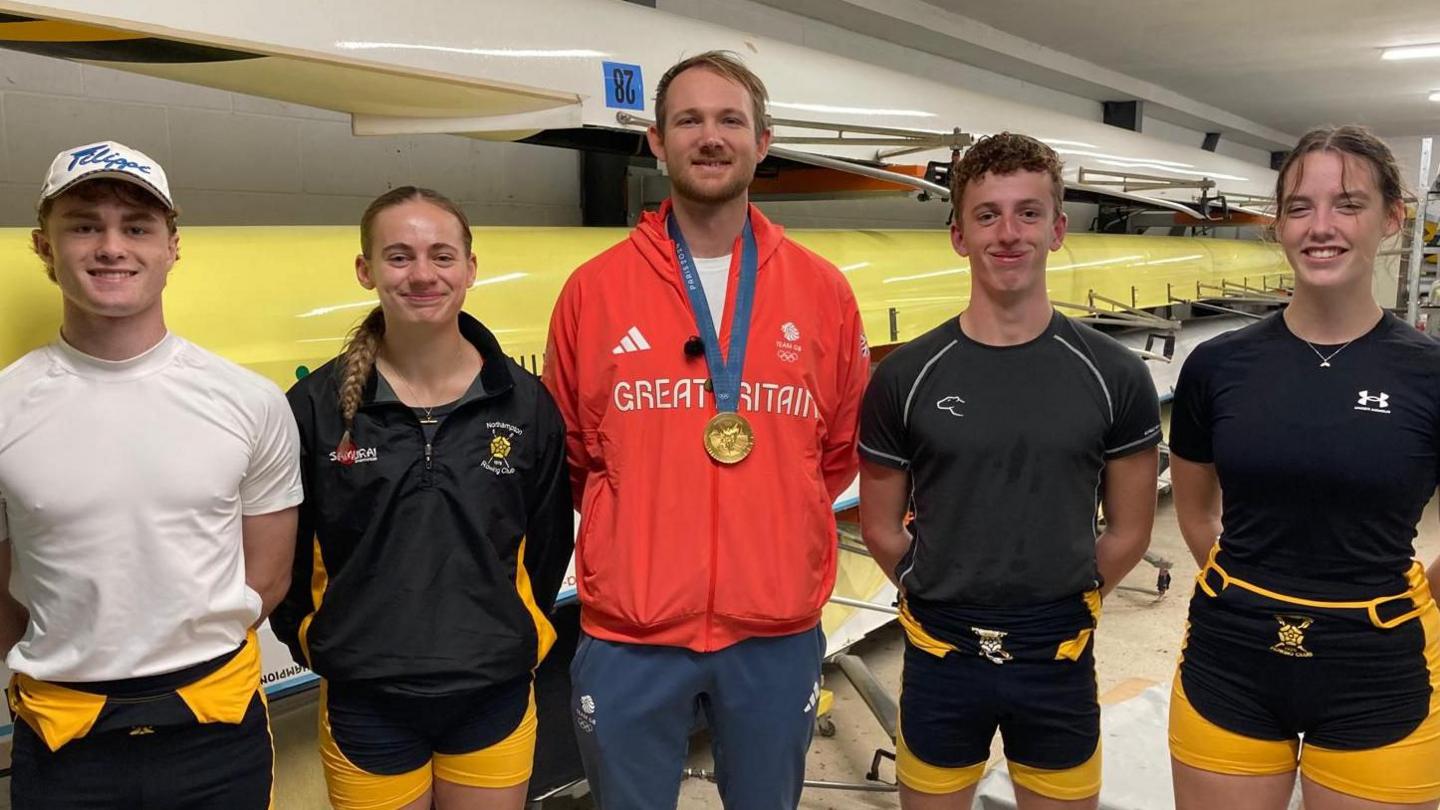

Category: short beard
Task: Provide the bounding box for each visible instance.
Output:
[669,165,753,206]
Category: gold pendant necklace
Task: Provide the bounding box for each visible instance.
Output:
[389,370,438,423]
[383,342,467,425]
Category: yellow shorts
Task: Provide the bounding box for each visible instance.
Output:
[1170,555,1440,804]
[894,593,1103,801]
[1170,673,1440,803]
[318,678,537,810]
[895,711,1101,800]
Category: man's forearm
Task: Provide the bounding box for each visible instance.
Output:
[0,594,29,654]
[242,508,299,627]
[1095,529,1150,597]
[1428,556,1439,600]
[861,527,911,588]
[246,571,292,626]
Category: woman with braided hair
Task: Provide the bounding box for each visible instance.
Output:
[271,186,573,810]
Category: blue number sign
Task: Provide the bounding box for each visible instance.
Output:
[602,61,644,110]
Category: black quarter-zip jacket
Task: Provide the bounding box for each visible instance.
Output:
[271,315,573,697]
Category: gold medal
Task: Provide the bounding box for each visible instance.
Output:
[703,412,754,464]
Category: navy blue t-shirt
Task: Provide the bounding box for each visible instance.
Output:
[1170,312,1440,599]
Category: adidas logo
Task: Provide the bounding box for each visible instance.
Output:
[612,326,652,355]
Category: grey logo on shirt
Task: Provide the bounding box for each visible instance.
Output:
[936,396,966,417]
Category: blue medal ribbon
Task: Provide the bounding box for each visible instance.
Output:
[668,212,758,414]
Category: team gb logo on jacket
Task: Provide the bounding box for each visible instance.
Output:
[777,322,803,363]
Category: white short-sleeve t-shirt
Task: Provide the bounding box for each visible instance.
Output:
[694,254,731,328]
[0,333,303,681]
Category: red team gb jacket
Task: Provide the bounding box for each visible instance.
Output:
[543,202,868,652]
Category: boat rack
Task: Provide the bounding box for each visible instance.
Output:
[1054,290,1180,361]
[1076,167,1216,196]
[615,110,967,201]
[1166,276,1292,320]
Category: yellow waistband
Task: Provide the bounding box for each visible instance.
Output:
[1197,546,1431,630]
[898,591,1102,661]
[8,631,262,752]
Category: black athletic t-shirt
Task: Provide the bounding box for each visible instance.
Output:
[1170,312,1440,599]
[860,311,1161,606]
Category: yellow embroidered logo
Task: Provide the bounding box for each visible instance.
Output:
[1271,615,1314,658]
[129,725,155,736]
[970,626,1013,665]
[490,435,511,460]
[482,421,523,475]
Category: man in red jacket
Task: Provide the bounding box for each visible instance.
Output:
[542,51,868,809]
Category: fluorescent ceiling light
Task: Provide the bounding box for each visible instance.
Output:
[297,273,527,317]
[1050,255,1145,271]
[1142,254,1205,266]
[470,272,528,287]
[883,267,967,284]
[1430,91,1440,102]
[1381,43,1440,61]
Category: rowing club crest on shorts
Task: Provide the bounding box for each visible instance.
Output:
[1270,614,1314,657]
[971,626,1013,664]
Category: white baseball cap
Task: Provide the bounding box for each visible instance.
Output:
[39,140,173,210]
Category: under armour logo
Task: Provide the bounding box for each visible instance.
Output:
[1355,390,1391,414]
[1270,615,1314,658]
[936,396,965,417]
[970,626,1012,664]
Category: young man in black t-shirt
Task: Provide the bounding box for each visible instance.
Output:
[859,133,1160,809]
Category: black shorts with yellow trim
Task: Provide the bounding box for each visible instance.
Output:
[1170,552,1440,804]
[318,673,536,810]
[896,592,1102,800]
[7,633,273,809]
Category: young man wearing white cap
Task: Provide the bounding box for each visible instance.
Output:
[0,141,302,808]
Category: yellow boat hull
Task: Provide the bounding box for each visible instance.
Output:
[2,226,1287,388]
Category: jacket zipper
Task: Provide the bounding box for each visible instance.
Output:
[357,382,501,489]
[705,464,719,649]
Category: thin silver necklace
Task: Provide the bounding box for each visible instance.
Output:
[1301,338,1354,368]
[381,343,467,424]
